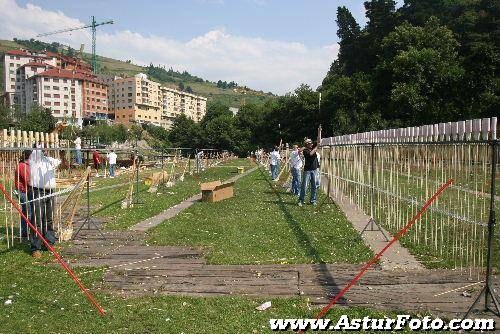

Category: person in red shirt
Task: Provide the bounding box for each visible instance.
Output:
[15,150,32,241]
[92,150,101,177]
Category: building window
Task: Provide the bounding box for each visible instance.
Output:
[44,93,51,98]
[45,101,51,106]
[53,94,60,98]
[53,79,59,83]
[53,86,59,90]
[64,95,68,99]
[54,102,60,106]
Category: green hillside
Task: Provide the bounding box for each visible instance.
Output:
[0,39,275,107]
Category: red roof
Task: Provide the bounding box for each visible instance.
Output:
[20,62,54,68]
[45,51,59,58]
[36,68,106,85]
[6,49,29,56]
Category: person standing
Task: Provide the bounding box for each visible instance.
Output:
[28,149,61,258]
[289,145,303,196]
[270,146,281,181]
[15,150,32,241]
[298,138,319,206]
[92,149,101,177]
[107,149,117,178]
[74,136,82,165]
[196,150,204,172]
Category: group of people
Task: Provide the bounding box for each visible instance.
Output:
[15,147,61,258]
[264,137,321,206]
[14,138,120,258]
[74,136,118,178]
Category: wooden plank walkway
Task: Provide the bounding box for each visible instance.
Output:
[64,224,499,320]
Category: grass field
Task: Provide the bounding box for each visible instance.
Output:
[90,159,253,230]
[0,161,422,334]
[148,167,374,265]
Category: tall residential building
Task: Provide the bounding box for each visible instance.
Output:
[16,61,55,115]
[105,73,164,127]
[24,68,106,126]
[2,49,58,106]
[3,48,109,125]
[161,86,207,128]
[81,77,109,121]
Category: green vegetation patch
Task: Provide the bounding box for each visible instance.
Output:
[148,167,373,265]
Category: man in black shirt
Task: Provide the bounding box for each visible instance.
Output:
[299,138,319,206]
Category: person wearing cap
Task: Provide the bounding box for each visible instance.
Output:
[289,145,303,195]
[298,138,319,206]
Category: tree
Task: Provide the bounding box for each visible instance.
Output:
[20,105,56,133]
[335,6,362,75]
[376,17,464,125]
[0,104,18,129]
[168,114,201,148]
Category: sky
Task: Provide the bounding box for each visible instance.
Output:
[0,0,403,95]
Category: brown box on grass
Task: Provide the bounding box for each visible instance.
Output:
[200,180,235,202]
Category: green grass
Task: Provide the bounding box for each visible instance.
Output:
[148,167,374,265]
[90,159,253,230]
[0,243,428,334]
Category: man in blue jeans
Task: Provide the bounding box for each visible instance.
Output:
[299,138,319,206]
[269,146,281,181]
[289,145,303,196]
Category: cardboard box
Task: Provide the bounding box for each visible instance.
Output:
[201,180,235,202]
[145,171,169,186]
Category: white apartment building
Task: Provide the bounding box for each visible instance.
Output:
[3,49,57,106]
[100,73,207,129]
[161,86,207,128]
[25,68,84,126]
[16,62,54,115]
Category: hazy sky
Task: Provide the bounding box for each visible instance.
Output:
[1,0,403,94]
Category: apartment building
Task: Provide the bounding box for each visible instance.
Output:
[25,68,86,126]
[16,61,55,115]
[2,49,58,106]
[161,86,207,128]
[105,73,164,127]
[3,48,110,125]
[82,78,109,120]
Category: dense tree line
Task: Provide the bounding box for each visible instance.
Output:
[216,80,238,89]
[319,0,498,136]
[170,1,499,153]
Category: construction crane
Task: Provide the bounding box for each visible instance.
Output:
[37,16,114,73]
